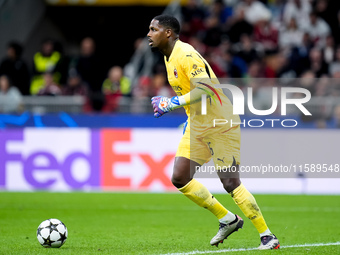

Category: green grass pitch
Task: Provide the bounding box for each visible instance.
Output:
[0,192,339,254]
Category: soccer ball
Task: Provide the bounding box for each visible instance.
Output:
[37,218,68,248]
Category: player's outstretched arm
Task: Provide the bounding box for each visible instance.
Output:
[151,86,215,118]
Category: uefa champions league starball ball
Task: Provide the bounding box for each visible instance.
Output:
[37,219,68,248]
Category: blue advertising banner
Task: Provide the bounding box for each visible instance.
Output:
[0,113,328,129]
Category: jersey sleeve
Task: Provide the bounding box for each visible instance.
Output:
[180,51,222,105]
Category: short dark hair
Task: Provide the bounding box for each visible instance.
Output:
[153,15,180,35]
[8,41,23,57]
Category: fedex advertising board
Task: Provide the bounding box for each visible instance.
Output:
[0,128,339,193]
[0,129,100,191]
[0,129,179,192]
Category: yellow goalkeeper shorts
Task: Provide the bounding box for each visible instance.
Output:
[176,124,241,167]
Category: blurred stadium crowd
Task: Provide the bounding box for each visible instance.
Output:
[1,0,340,127]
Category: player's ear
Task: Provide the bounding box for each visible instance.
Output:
[166,28,172,38]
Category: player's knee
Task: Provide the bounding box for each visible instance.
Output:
[172,157,194,188]
[221,178,241,193]
[171,173,191,189]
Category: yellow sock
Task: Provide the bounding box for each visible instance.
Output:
[178,179,228,219]
[231,183,268,233]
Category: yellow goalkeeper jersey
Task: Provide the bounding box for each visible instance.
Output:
[164,40,240,133]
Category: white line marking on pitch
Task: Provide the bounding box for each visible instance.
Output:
[161,242,340,255]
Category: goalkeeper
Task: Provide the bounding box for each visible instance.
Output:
[147,15,280,250]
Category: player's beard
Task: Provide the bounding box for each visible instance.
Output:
[150,46,158,52]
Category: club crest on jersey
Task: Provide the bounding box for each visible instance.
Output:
[193,64,197,69]
[174,67,178,78]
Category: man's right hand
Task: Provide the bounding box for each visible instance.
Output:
[151,96,180,118]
